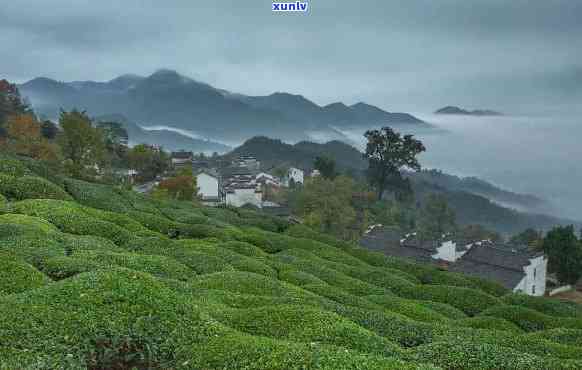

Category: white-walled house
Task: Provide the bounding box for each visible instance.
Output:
[195,170,220,204]
[256,172,281,187]
[283,167,304,186]
[449,244,548,296]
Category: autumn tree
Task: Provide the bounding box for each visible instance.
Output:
[58,110,107,179]
[0,79,33,138]
[157,168,198,201]
[363,127,425,201]
[5,114,60,161]
[314,156,337,180]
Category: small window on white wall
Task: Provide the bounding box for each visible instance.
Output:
[533,268,536,279]
[532,285,536,295]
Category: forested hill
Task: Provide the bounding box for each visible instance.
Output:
[2,154,582,369]
[226,136,579,234]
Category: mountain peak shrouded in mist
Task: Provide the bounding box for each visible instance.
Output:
[435,106,503,116]
[19,69,429,143]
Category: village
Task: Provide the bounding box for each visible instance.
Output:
[130,150,565,299]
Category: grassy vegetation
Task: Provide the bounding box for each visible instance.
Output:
[1,155,582,369]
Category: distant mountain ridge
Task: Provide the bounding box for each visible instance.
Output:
[435,106,503,116]
[19,69,429,143]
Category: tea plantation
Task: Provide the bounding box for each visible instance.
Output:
[1,156,582,369]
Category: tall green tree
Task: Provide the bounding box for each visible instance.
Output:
[58,110,107,179]
[543,225,582,285]
[127,144,169,181]
[363,126,425,200]
[314,156,337,180]
[418,193,456,240]
[293,176,357,240]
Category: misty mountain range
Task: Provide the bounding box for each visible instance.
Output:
[19,69,429,145]
[435,106,503,116]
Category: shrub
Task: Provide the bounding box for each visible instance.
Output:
[408,340,569,370]
[213,305,404,357]
[0,175,72,201]
[0,213,59,234]
[0,234,67,267]
[12,199,132,245]
[190,271,318,300]
[278,268,327,287]
[73,250,197,281]
[303,283,382,310]
[274,252,388,296]
[399,284,501,316]
[125,210,178,235]
[216,241,269,258]
[502,293,582,318]
[413,301,468,320]
[0,193,8,213]
[478,305,582,332]
[62,178,132,212]
[0,269,215,368]
[38,256,103,280]
[0,251,51,295]
[366,295,450,323]
[455,316,524,334]
[527,328,582,347]
[0,158,30,177]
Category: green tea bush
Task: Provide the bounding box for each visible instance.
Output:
[331,304,436,348]
[38,256,104,280]
[213,305,404,357]
[12,199,133,245]
[399,284,501,316]
[366,295,451,323]
[0,193,8,213]
[0,269,216,368]
[527,328,582,347]
[0,175,72,201]
[80,206,152,234]
[190,271,317,300]
[0,158,30,177]
[62,178,133,212]
[125,210,177,235]
[0,251,51,295]
[215,241,269,258]
[478,305,582,332]
[303,283,383,310]
[0,213,59,233]
[455,316,524,333]
[0,234,66,267]
[55,233,126,254]
[274,252,388,296]
[278,268,328,287]
[502,293,582,318]
[408,339,576,370]
[73,250,197,281]
[413,301,468,320]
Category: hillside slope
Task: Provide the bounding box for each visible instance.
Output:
[1,155,582,369]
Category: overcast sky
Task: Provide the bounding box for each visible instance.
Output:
[1,0,581,114]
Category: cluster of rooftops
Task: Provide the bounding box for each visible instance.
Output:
[360,225,547,295]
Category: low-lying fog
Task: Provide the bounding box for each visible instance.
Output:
[341,114,582,221]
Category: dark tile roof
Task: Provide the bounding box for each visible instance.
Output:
[171,151,193,159]
[449,244,535,289]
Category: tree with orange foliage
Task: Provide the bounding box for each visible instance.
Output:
[157,168,198,201]
[5,114,60,161]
